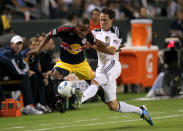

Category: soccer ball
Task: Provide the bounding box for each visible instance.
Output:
[58,81,73,97]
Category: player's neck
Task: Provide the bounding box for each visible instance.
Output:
[102,26,112,31]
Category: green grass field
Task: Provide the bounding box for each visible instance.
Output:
[0,93,183,131]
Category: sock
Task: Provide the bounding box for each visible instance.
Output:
[81,84,98,103]
[116,102,142,115]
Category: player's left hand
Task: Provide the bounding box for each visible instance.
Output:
[85,33,96,44]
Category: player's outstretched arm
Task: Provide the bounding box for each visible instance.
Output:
[28,32,51,56]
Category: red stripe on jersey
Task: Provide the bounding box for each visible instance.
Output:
[60,42,72,50]
[57,26,75,33]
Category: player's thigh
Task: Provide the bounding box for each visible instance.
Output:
[53,60,71,79]
[94,71,108,86]
[95,60,121,86]
[105,60,122,83]
[103,81,117,102]
[73,59,95,80]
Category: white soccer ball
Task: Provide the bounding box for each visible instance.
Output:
[58,81,73,97]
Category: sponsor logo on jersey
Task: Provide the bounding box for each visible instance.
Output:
[60,42,83,54]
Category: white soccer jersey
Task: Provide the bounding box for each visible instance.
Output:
[92,26,122,66]
[92,26,123,102]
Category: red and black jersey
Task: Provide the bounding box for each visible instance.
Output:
[49,25,86,64]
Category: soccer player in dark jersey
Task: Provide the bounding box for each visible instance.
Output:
[29,18,95,111]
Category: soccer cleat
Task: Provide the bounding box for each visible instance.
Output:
[22,105,43,115]
[35,103,50,113]
[55,95,66,113]
[55,99,66,113]
[72,89,82,109]
[140,105,154,126]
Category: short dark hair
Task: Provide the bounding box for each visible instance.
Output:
[101,7,115,19]
[76,17,90,26]
[90,8,101,17]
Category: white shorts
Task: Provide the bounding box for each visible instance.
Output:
[94,60,122,102]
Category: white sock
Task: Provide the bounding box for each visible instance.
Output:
[81,84,98,103]
[116,102,142,115]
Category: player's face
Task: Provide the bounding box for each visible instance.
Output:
[76,23,90,38]
[100,13,113,31]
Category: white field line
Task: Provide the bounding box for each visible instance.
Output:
[38,112,165,126]
[110,115,129,118]
[40,123,64,126]
[0,126,24,130]
[25,114,183,131]
[72,119,98,123]
[150,112,165,114]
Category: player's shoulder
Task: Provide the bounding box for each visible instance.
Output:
[110,26,122,39]
[92,28,101,33]
[57,25,76,32]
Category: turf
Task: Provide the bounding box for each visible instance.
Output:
[0,93,183,131]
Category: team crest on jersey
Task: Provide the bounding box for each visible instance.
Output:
[61,43,83,54]
[105,36,110,45]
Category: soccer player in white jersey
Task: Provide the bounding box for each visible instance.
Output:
[74,7,153,126]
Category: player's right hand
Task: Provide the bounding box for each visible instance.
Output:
[83,42,92,49]
[85,33,96,44]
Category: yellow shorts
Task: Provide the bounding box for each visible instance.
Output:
[54,59,95,80]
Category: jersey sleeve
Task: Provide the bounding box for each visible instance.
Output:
[110,34,122,49]
[49,25,73,37]
[49,27,59,37]
[91,30,97,38]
